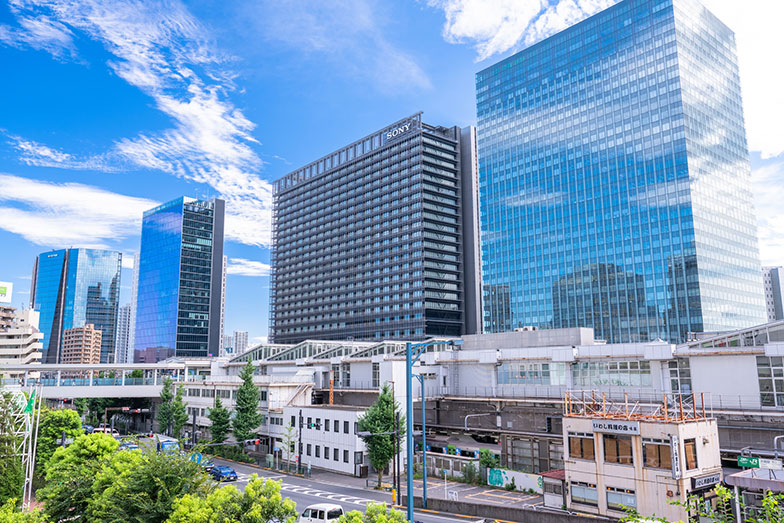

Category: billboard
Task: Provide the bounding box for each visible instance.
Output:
[0,282,12,303]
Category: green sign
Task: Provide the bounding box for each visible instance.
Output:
[0,287,7,294]
[738,456,759,468]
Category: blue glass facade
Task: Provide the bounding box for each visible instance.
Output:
[31,248,121,363]
[134,197,224,361]
[477,0,765,343]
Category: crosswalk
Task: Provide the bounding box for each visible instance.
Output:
[233,473,379,506]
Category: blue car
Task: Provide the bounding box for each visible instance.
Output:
[208,465,238,482]
[118,442,140,451]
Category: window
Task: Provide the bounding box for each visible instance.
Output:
[315,446,320,458]
[291,415,296,427]
[325,446,330,460]
[604,435,633,465]
[756,356,784,407]
[643,438,672,469]
[685,438,698,470]
[344,421,349,434]
[334,448,339,461]
[316,418,321,430]
[344,450,349,463]
[301,509,311,518]
[260,390,267,401]
[571,482,598,506]
[669,359,692,393]
[307,417,312,428]
[544,482,562,495]
[372,362,380,387]
[327,508,343,520]
[325,418,330,432]
[354,422,358,434]
[307,444,311,456]
[355,451,363,464]
[334,419,339,432]
[568,432,595,460]
[607,487,636,511]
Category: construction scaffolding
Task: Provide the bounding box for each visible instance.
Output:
[564,389,713,422]
[1,387,43,509]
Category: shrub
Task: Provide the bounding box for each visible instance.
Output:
[463,462,477,485]
[504,477,516,491]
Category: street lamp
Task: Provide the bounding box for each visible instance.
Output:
[406,339,462,523]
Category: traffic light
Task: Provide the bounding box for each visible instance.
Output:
[243,439,261,445]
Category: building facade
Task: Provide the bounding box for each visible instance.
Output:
[134,197,225,361]
[476,0,765,343]
[233,330,248,355]
[61,323,102,364]
[114,304,132,364]
[762,267,784,321]
[270,113,481,343]
[31,248,121,363]
[0,308,43,378]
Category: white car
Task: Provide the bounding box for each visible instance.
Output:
[298,503,344,523]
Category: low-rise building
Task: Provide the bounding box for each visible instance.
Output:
[0,308,43,380]
[563,391,722,521]
[61,324,102,364]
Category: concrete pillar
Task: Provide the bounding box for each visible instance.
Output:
[122,370,126,386]
[56,370,61,386]
[89,369,94,386]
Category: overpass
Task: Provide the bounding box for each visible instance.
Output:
[0,360,213,398]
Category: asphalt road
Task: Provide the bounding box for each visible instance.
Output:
[210,458,473,523]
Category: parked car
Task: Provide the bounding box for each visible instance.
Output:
[298,504,344,523]
[118,442,140,451]
[83,424,94,434]
[156,439,180,454]
[208,465,238,482]
[93,427,120,437]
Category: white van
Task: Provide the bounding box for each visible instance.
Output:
[298,503,344,523]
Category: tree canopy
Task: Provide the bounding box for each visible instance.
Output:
[357,384,402,488]
[232,363,262,442]
[338,503,405,523]
[36,408,84,472]
[171,385,189,439]
[158,377,175,436]
[208,396,231,444]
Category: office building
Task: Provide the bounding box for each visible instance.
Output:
[134,197,225,361]
[763,267,784,321]
[31,248,121,363]
[219,255,227,354]
[114,304,133,363]
[270,113,481,343]
[0,308,43,378]
[233,330,248,355]
[476,0,765,343]
[61,323,102,364]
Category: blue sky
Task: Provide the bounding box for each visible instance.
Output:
[0,0,782,343]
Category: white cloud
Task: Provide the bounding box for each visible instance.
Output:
[9,136,120,171]
[252,0,431,93]
[2,0,274,247]
[226,258,271,277]
[0,10,76,59]
[121,254,135,269]
[428,0,615,61]
[751,161,784,266]
[0,173,157,248]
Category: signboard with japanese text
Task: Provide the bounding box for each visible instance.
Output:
[591,420,640,435]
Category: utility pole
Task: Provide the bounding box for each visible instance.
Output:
[395,410,400,503]
[297,409,303,474]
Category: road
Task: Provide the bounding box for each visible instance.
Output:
[210,458,473,523]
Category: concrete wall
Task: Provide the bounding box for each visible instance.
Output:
[487,468,543,493]
[401,495,611,523]
[690,354,761,409]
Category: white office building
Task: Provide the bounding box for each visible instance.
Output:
[0,308,43,379]
[233,330,248,355]
[115,304,132,364]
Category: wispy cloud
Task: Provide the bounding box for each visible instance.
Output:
[427,0,615,61]
[0,11,76,59]
[251,0,431,93]
[751,161,784,265]
[226,258,271,277]
[9,135,121,171]
[0,173,157,248]
[1,0,274,247]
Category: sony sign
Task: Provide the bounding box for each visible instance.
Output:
[385,121,414,141]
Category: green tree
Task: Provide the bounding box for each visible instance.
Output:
[357,384,403,488]
[129,369,144,379]
[158,377,175,436]
[233,363,262,442]
[166,475,297,523]
[171,385,189,439]
[89,448,212,522]
[0,392,24,507]
[38,433,119,523]
[208,396,231,444]
[338,503,405,523]
[283,423,296,473]
[35,408,83,472]
[0,499,49,522]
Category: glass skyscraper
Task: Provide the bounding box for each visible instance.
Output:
[134,197,225,361]
[270,113,481,343]
[31,248,122,363]
[477,0,765,343]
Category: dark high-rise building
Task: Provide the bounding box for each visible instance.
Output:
[31,248,121,363]
[270,113,481,343]
[477,0,765,343]
[134,197,225,361]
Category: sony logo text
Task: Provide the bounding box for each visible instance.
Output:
[386,122,412,140]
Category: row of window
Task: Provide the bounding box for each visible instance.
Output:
[304,444,360,465]
[568,432,698,470]
[571,482,636,511]
[296,415,356,435]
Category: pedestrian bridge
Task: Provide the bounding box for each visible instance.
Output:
[0,361,213,398]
